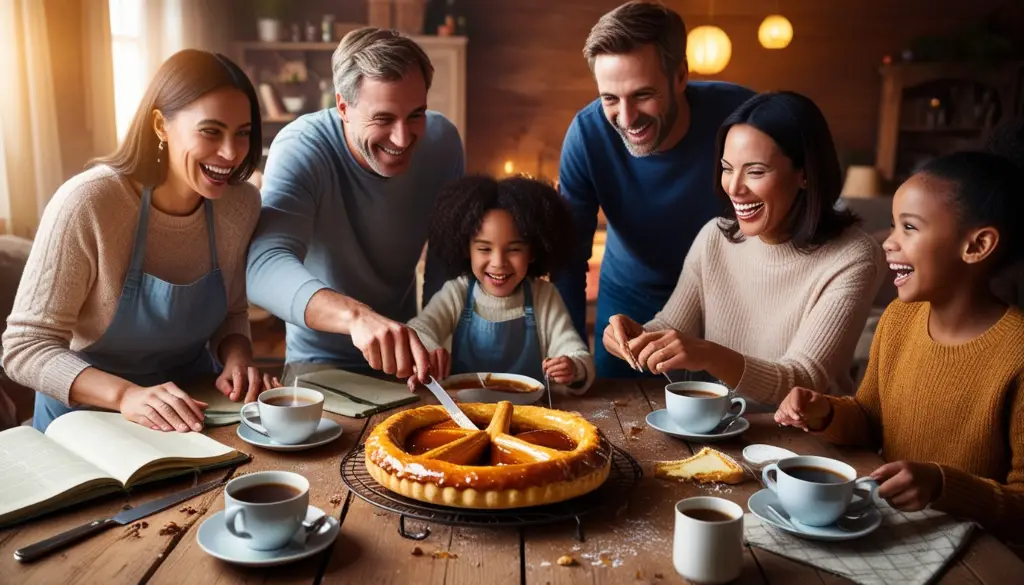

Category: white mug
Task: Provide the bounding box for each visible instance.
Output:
[762,455,879,527]
[240,386,323,444]
[665,381,746,433]
[224,471,309,550]
[673,496,744,584]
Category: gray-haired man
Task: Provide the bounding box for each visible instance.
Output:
[246,28,464,385]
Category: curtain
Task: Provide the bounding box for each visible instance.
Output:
[0,0,62,238]
[0,0,115,238]
[82,0,118,161]
[142,0,231,81]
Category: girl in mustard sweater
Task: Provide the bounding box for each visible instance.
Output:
[775,151,1024,540]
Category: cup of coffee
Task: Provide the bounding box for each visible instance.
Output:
[762,455,879,527]
[240,386,324,444]
[673,496,744,584]
[224,470,310,550]
[665,381,746,433]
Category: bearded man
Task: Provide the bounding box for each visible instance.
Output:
[554,1,754,378]
[247,28,464,384]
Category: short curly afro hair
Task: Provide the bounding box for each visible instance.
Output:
[428,175,574,279]
[985,117,1024,171]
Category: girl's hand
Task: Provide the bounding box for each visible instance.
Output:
[217,360,281,403]
[407,348,450,391]
[543,356,577,384]
[774,386,833,431]
[120,383,208,432]
[871,461,943,511]
[602,315,645,368]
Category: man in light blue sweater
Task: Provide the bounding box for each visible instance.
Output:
[247,28,464,384]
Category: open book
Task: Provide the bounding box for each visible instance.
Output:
[0,411,248,527]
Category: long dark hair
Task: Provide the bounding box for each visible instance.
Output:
[91,49,262,187]
[714,91,857,251]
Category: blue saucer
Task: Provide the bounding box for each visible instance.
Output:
[645,409,749,442]
[747,489,882,541]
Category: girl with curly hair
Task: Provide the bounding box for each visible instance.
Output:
[408,175,595,394]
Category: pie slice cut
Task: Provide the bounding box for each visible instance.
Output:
[654,447,746,485]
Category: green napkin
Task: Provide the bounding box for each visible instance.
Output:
[295,369,419,418]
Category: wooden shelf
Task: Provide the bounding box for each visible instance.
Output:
[874,60,1024,182]
[899,126,989,133]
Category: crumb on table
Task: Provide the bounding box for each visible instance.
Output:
[432,551,458,559]
[411,546,423,556]
[158,522,183,536]
[557,555,576,566]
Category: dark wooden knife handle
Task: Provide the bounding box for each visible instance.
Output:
[14,517,117,562]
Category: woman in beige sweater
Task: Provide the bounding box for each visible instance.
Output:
[3,50,278,433]
[606,92,885,408]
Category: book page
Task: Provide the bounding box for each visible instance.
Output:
[46,411,237,486]
[0,426,114,525]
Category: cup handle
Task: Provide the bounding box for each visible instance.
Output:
[721,397,747,424]
[847,477,880,514]
[224,506,251,540]
[240,402,269,436]
[762,464,780,493]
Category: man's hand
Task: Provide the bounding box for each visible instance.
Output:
[407,348,450,391]
[349,308,431,383]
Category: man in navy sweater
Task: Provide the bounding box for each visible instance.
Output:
[555,1,754,378]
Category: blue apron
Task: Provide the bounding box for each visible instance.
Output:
[33,187,227,431]
[450,279,544,380]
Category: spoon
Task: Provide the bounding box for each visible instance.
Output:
[709,416,740,435]
[301,514,329,542]
[765,505,797,531]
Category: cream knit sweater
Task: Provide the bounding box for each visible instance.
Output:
[646,219,885,407]
[408,276,595,394]
[2,165,261,405]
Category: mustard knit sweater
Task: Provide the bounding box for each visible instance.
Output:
[818,300,1024,539]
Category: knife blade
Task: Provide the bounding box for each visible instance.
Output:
[14,477,225,563]
[422,376,479,430]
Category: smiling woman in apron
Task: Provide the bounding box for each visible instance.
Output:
[2,49,279,433]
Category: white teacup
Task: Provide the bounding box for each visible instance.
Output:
[224,470,309,550]
[762,455,879,527]
[240,386,323,445]
[665,381,746,433]
[673,496,744,584]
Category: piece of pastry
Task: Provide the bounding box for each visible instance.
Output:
[654,447,746,485]
[364,401,613,509]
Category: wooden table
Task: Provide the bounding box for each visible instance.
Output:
[2,379,1021,584]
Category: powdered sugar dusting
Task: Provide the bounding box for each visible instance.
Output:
[700,482,735,495]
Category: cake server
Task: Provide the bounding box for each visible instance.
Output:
[422,376,479,430]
